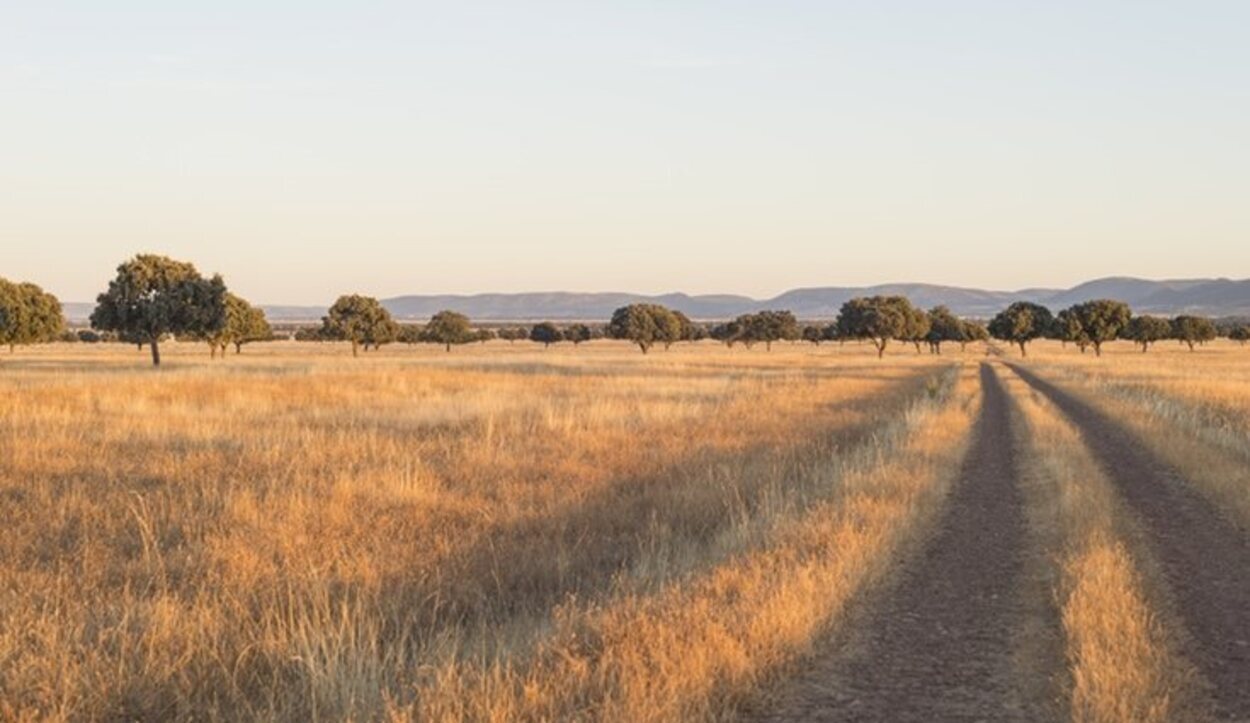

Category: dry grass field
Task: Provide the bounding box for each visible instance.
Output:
[3,338,1249,722]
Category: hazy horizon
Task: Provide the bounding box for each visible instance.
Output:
[5,2,1249,305]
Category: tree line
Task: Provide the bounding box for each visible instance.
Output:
[2,254,1248,365]
[985,299,1221,356]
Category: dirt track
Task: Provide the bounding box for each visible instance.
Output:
[745,364,1061,722]
[1010,364,1250,720]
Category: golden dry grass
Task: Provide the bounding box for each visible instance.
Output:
[1020,339,1250,526]
[1001,365,1191,723]
[0,339,966,721]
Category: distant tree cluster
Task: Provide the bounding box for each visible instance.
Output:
[9,257,1247,366]
[987,298,1224,356]
[706,311,798,350]
[0,278,64,353]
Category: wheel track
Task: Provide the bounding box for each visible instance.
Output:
[1008,363,1250,720]
[744,363,1061,721]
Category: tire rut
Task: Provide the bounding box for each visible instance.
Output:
[1009,363,1250,720]
[744,363,1059,722]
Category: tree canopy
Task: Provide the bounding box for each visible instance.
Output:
[1051,308,1091,352]
[563,323,592,345]
[835,296,916,358]
[607,304,681,354]
[735,310,799,351]
[530,321,563,347]
[988,301,1054,357]
[200,293,271,357]
[90,254,227,366]
[924,306,964,354]
[320,294,395,356]
[422,310,474,351]
[1064,299,1132,356]
[1172,315,1217,351]
[0,278,64,353]
[960,320,988,351]
[1124,315,1171,353]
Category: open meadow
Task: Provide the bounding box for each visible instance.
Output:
[2,339,1249,721]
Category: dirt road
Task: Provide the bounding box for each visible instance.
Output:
[1010,364,1250,720]
[745,364,1061,722]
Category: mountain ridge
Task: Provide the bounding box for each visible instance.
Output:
[61,276,1250,322]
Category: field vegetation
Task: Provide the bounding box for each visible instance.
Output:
[1,340,970,721]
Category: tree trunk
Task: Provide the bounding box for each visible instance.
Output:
[1094,342,1102,357]
[150,339,162,367]
[236,342,243,354]
[875,339,886,359]
[766,340,772,351]
[445,343,451,352]
[210,344,216,359]
[351,340,359,357]
[1187,341,1196,352]
[1018,341,1028,357]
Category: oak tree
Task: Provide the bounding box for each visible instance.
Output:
[1124,315,1171,353]
[530,321,563,348]
[607,304,681,354]
[924,306,964,355]
[91,254,227,366]
[1065,300,1132,357]
[988,302,1053,357]
[1172,315,1216,351]
[320,294,395,356]
[835,296,915,358]
[0,279,64,353]
[421,310,474,351]
[564,323,592,345]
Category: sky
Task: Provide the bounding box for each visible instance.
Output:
[2,1,1248,305]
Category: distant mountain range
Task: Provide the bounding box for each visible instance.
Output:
[62,277,1250,323]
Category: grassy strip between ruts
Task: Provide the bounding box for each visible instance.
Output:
[1002,366,1195,723]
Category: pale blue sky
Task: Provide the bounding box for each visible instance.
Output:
[2,1,1248,304]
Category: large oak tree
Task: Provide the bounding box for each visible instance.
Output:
[320,294,395,356]
[91,255,227,366]
[607,303,681,354]
[988,302,1053,357]
[835,296,916,358]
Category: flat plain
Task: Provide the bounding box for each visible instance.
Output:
[2,339,1248,722]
